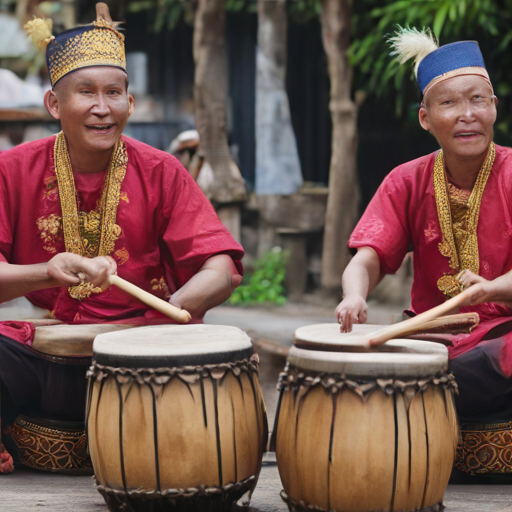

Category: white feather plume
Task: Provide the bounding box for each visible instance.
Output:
[388,26,439,76]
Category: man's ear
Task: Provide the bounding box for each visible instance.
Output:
[418,105,430,132]
[45,90,60,120]
[128,93,135,117]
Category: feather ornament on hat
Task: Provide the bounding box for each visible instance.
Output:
[388,26,439,75]
[24,17,54,50]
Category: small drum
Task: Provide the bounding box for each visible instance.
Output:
[10,323,132,474]
[32,323,135,362]
[273,324,458,512]
[87,324,268,512]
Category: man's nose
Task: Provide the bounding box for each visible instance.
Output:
[457,99,477,120]
[91,94,110,116]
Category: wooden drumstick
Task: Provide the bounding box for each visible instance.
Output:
[366,288,473,347]
[108,275,192,324]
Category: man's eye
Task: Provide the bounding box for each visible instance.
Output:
[441,100,453,105]
[80,90,92,94]
[107,90,121,95]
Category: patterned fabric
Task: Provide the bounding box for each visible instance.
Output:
[10,415,92,474]
[46,19,125,86]
[455,420,512,474]
[418,41,487,94]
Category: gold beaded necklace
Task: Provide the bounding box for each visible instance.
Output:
[434,142,495,298]
[53,131,128,300]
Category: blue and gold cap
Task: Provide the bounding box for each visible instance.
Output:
[388,27,491,98]
[25,3,126,87]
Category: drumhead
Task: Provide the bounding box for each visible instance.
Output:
[288,338,448,378]
[93,325,254,367]
[293,323,448,353]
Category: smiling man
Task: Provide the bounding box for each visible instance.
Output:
[336,28,512,477]
[0,4,243,473]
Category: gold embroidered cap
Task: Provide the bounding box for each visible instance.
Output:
[25,3,126,87]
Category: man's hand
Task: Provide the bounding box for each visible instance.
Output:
[334,247,381,333]
[46,253,117,289]
[169,254,240,320]
[335,295,368,333]
[459,270,512,307]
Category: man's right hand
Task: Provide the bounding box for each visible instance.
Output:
[335,295,368,333]
[46,253,116,289]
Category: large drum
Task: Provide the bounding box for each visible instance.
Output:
[87,324,268,512]
[273,324,458,512]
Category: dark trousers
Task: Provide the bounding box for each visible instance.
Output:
[449,336,512,422]
[0,334,90,427]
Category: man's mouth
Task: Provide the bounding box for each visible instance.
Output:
[86,124,115,134]
[454,131,481,139]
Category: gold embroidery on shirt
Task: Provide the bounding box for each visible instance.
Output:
[36,214,62,253]
[43,175,59,201]
[434,143,495,298]
[151,277,171,300]
[114,247,129,266]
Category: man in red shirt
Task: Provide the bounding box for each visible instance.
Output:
[0,4,243,473]
[336,28,512,477]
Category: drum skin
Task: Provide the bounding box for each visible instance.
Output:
[274,377,458,512]
[87,357,267,511]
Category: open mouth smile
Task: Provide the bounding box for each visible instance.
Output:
[86,124,115,134]
[454,132,482,141]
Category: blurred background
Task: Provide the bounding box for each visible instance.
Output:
[1,0,512,311]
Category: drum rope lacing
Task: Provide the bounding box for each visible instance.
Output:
[277,362,459,402]
[87,354,260,384]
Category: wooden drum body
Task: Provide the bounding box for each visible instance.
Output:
[87,325,267,512]
[273,324,459,512]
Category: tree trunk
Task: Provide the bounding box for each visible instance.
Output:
[255,0,302,195]
[193,0,246,204]
[320,0,358,295]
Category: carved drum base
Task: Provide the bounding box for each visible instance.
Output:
[10,415,93,475]
[455,420,512,475]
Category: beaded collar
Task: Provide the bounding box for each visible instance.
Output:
[434,142,495,298]
[53,132,127,300]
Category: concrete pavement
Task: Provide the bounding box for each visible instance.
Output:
[2,461,512,511]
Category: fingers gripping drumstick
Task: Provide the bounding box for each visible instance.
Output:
[366,288,473,347]
[109,275,192,324]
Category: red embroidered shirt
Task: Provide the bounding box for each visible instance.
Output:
[0,135,243,324]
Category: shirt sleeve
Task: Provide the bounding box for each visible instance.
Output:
[161,163,244,288]
[349,169,411,274]
[0,153,12,263]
